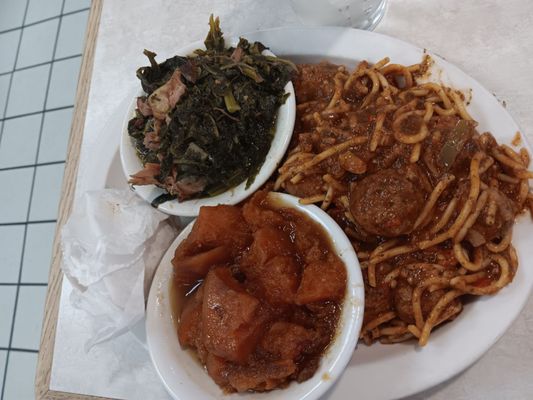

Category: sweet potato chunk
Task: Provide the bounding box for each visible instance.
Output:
[202,268,268,364]
[295,256,347,304]
[174,205,251,259]
[245,256,299,304]
[261,322,317,360]
[244,227,294,266]
[242,194,284,230]
[292,219,329,264]
[178,286,204,348]
[227,359,297,392]
[173,246,232,285]
[192,205,251,249]
[206,353,230,388]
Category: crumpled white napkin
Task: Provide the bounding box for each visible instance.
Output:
[61,189,178,350]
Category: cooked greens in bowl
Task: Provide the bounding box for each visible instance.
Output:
[126,16,296,207]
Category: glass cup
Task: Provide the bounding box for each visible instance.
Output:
[289,0,388,30]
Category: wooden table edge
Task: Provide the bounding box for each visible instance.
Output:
[34,1,117,399]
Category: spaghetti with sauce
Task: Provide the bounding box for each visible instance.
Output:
[274,56,533,346]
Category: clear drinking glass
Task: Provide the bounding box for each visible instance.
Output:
[289,0,388,30]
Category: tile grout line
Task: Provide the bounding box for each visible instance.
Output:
[0,160,65,173]
[0,7,90,36]
[0,283,48,287]
[0,348,39,354]
[0,54,83,78]
[0,0,31,397]
[0,220,57,227]
[0,105,74,123]
[0,0,30,151]
[0,0,66,398]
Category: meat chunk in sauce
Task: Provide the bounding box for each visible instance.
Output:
[362,263,395,325]
[285,174,325,199]
[294,63,338,104]
[392,264,458,324]
[349,168,425,237]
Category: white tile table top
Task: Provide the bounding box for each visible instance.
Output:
[11,286,48,350]
[55,10,89,58]
[46,56,82,109]
[28,163,65,221]
[21,222,56,283]
[0,30,19,74]
[0,0,27,32]
[16,19,59,68]
[0,287,17,347]
[0,167,34,223]
[25,0,63,25]
[3,351,38,400]
[0,225,25,283]
[50,1,533,399]
[5,64,50,118]
[0,114,42,168]
[37,108,74,163]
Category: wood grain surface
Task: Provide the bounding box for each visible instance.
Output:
[34,1,114,399]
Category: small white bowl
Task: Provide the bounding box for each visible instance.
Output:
[120,40,296,217]
[146,192,365,400]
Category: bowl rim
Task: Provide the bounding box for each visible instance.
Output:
[119,39,296,217]
[145,192,365,400]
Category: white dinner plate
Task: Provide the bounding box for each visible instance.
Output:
[232,27,532,400]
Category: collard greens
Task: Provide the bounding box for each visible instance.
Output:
[127,16,295,205]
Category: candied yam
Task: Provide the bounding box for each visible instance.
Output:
[206,353,230,388]
[227,359,296,392]
[295,256,347,304]
[202,268,268,364]
[296,357,320,383]
[245,256,300,305]
[193,205,251,249]
[260,322,317,360]
[175,205,251,259]
[242,194,284,230]
[244,227,294,266]
[172,245,231,285]
[178,285,204,348]
[292,220,328,264]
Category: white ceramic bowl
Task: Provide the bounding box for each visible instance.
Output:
[120,40,296,217]
[146,192,365,400]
